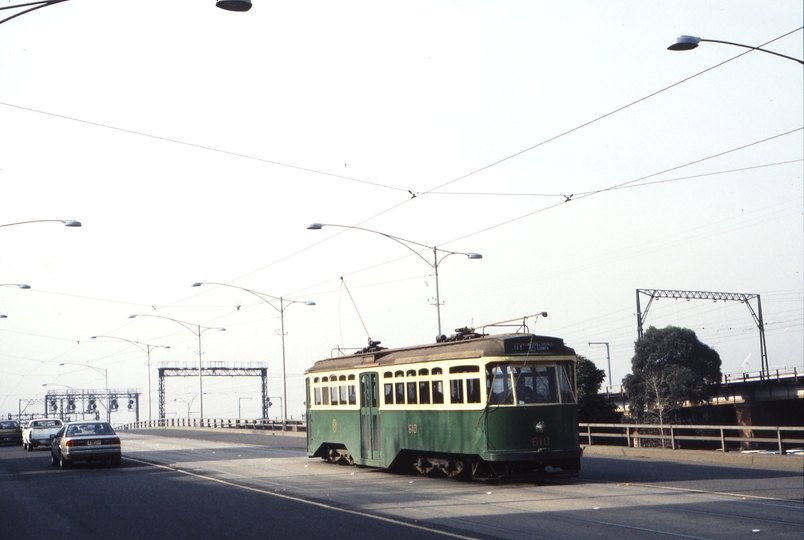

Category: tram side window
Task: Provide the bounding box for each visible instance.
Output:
[395,382,405,404]
[314,387,322,406]
[330,386,338,406]
[384,383,393,405]
[407,382,417,404]
[322,386,330,405]
[419,381,431,404]
[339,385,348,405]
[348,385,357,405]
[450,380,464,404]
[466,378,481,403]
[432,380,444,404]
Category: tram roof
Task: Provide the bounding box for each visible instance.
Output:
[305,334,576,374]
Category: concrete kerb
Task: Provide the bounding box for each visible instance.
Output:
[583,444,804,470]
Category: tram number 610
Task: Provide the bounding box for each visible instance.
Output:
[408,424,418,434]
[532,436,550,447]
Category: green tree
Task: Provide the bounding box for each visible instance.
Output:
[623,326,721,424]
[576,355,619,423]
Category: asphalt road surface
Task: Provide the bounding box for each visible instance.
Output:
[1,430,801,540]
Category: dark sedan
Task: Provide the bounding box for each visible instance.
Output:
[50,422,122,468]
[0,420,22,445]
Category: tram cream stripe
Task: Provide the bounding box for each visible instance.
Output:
[125,456,479,540]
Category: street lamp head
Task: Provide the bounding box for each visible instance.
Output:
[191,282,203,287]
[0,314,7,319]
[466,253,483,260]
[128,314,140,319]
[304,301,316,306]
[216,0,252,12]
[668,35,702,51]
[62,220,82,227]
[307,223,324,230]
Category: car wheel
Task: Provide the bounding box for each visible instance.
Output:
[59,452,70,469]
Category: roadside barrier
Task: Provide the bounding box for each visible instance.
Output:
[580,423,804,454]
[117,418,306,432]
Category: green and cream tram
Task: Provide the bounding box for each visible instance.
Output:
[305,332,581,479]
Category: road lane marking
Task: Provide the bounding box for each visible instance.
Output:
[124,456,480,540]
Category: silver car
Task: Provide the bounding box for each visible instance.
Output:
[50,421,122,468]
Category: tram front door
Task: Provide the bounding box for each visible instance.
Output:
[360,372,381,462]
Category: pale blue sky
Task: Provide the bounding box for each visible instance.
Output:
[1,1,801,420]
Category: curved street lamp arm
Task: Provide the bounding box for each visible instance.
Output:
[89,335,169,354]
[309,223,435,267]
[702,38,804,64]
[669,34,804,65]
[128,314,224,336]
[0,0,69,26]
[0,219,81,228]
[192,282,315,313]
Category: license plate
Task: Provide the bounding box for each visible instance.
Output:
[88,440,101,445]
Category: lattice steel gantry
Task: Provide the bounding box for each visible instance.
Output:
[636,289,768,377]
[157,363,269,419]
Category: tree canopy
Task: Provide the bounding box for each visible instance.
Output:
[576,355,619,423]
[623,326,721,423]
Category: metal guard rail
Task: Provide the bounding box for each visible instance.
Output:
[117,418,306,432]
[580,423,804,454]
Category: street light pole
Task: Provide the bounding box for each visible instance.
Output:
[128,314,225,420]
[89,335,170,422]
[191,282,314,428]
[58,363,108,422]
[588,342,612,392]
[307,223,482,336]
[668,34,803,64]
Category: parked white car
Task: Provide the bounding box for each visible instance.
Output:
[22,418,64,451]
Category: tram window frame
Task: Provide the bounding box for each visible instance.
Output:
[450,379,464,404]
[407,381,417,404]
[466,378,481,403]
[487,364,514,405]
[419,380,431,404]
[432,380,444,404]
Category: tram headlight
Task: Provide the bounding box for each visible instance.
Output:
[534,421,547,434]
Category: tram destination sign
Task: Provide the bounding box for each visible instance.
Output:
[505,337,561,355]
